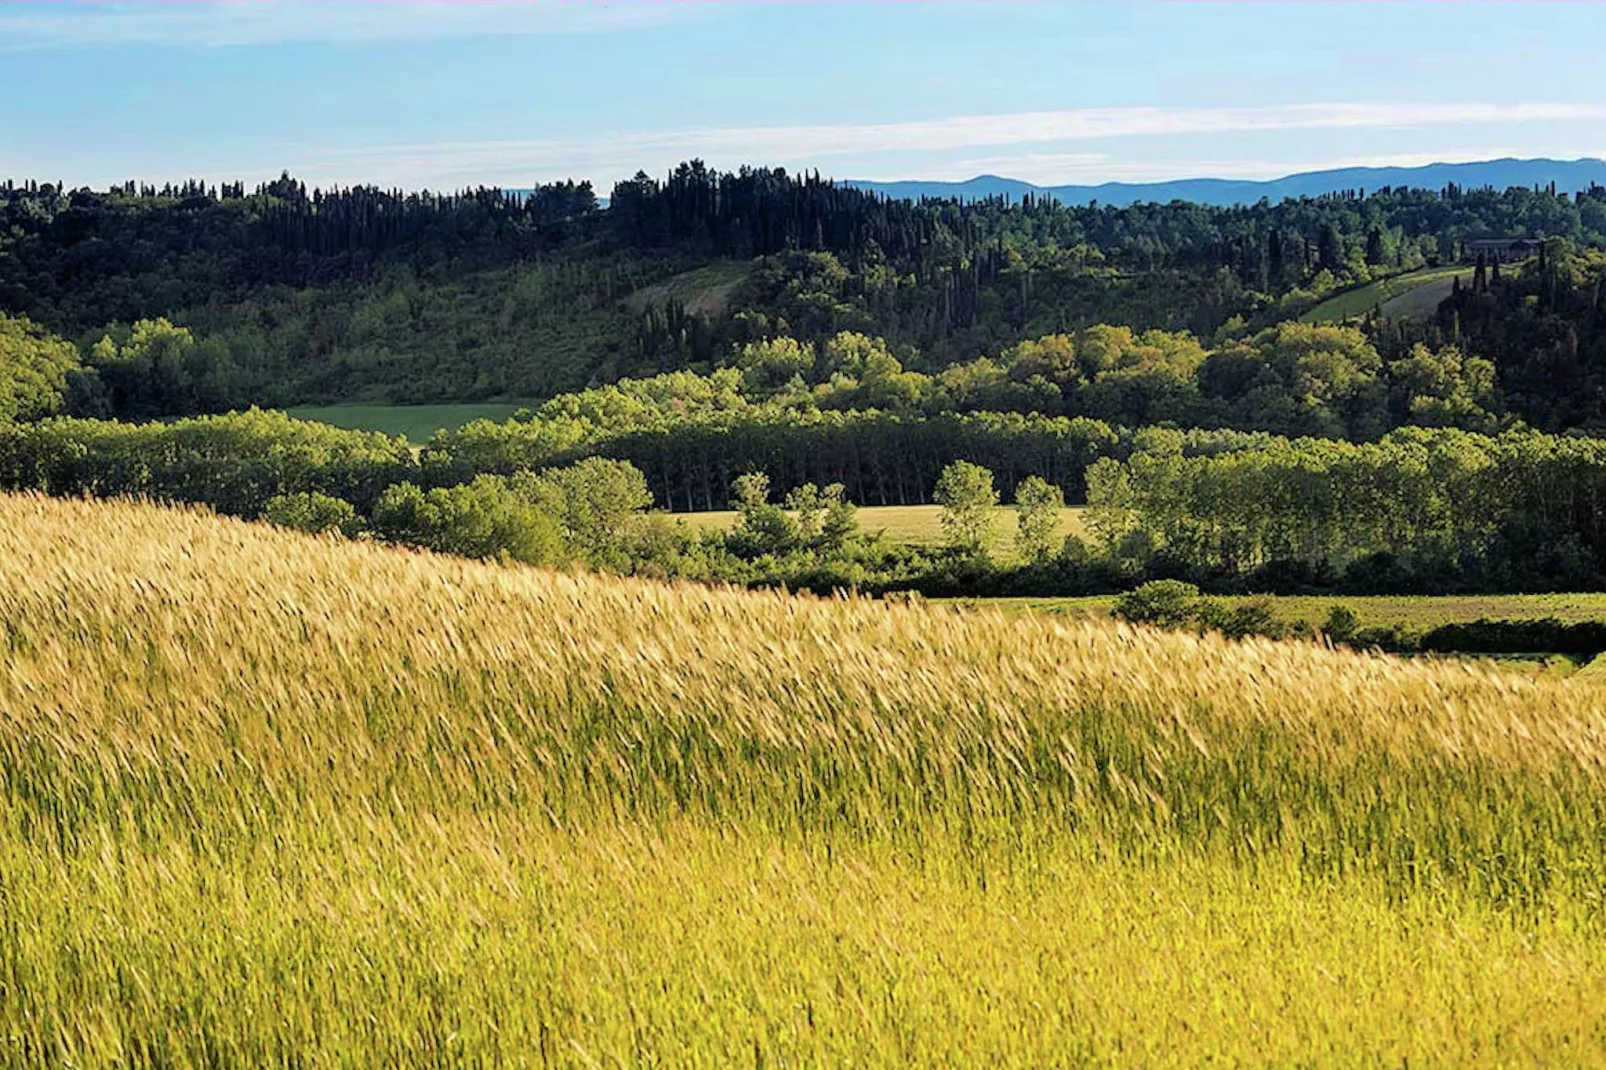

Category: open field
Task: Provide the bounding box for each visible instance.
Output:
[624,259,748,316]
[6,494,1606,1062]
[681,503,1087,550]
[285,402,531,442]
[975,591,1606,630]
[1300,264,1469,324]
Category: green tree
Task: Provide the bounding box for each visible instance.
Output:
[1323,604,1361,644]
[729,471,800,556]
[934,461,998,559]
[735,337,814,395]
[371,477,566,565]
[534,457,653,568]
[1084,457,1136,554]
[262,491,365,537]
[1014,475,1064,564]
[0,314,80,423]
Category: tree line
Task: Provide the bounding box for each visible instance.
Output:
[1085,427,1606,591]
[10,402,1606,595]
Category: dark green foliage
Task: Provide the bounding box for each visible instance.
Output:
[1419,618,1606,656]
[1421,241,1606,430]
[1322,604,1361,644]
[1195,596,1288,640]
[5,170,1605,426]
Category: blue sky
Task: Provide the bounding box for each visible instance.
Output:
[3,1,1604,191]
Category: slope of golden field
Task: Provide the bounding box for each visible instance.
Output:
[3,494,1606,1065]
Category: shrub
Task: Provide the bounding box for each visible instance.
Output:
[1322,604,1361,644]
[372,477,566,566]
[262,491,364,537]
[1113,580,1202,628]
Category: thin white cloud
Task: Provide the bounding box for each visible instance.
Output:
[262,102,1606,189]
[0,0,683,51]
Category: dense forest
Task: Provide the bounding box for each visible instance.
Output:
[4,164,1606,419]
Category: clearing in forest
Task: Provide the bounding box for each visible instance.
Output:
[1300,263,1472,324]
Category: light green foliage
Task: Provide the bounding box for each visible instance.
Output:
[785,481,859,555]
[0,408,414,516]
[1388,343,1498,430]
[937,357,1062,415]
[735,336,814,394]
[817,331,926,410]
[730,472,801,556]
[934,461,999,559]
[537,457,654,569]
[1083,456,1136,554]
[0,314,80,423]
[369,458,658,568]
[262,491,364,538]
[1089,427,1606,587]
[727,473,864,562]
[1014,475,1065,564]
[1205,322,1386,439]
[372,477,567,565]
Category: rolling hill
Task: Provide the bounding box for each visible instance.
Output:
[848,157,1606,207]
[6,492,1606,1061]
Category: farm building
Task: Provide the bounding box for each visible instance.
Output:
[1462,237,1541,262]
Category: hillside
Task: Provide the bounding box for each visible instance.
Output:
[5,493,1606,1062]
[5,166,1606,416]
[849,157,1606,207]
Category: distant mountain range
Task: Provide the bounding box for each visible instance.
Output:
[844,158,1606,208]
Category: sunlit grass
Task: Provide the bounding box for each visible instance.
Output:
[3,494,1606,1064]
[973,591,1606,630]
[681,503,1087,550]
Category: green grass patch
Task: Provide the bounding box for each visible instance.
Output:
[965,592,1606,631]
[1300,265,1470,324]
[285,403,533,443]
[625,260,749,316]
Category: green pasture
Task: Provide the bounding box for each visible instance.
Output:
[1300,264,1470,324]
[285,403,531,443]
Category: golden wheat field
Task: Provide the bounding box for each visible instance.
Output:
[4,494,1606,1065]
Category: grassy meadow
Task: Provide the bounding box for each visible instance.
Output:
[975,591,1606,630]
[285,402,532,443]
[1300,264,1469,324]
[5,494,1606,1063]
